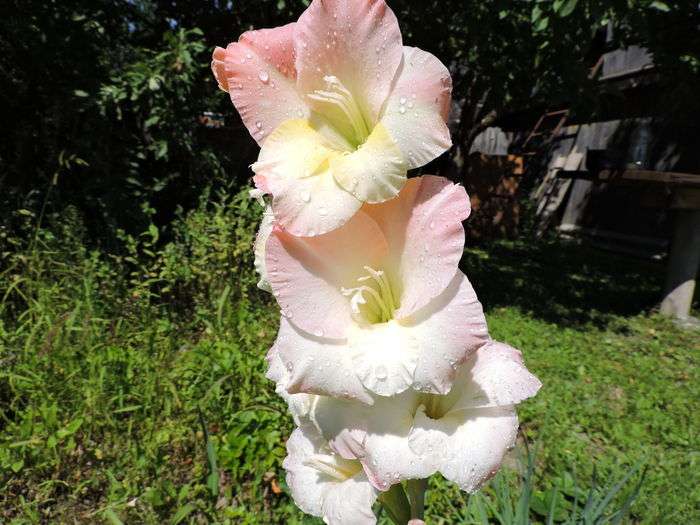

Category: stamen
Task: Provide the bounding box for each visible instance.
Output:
[304,454,360,481]
[341,266,399,324]
[307,76,370,146]
[360,266,397,312]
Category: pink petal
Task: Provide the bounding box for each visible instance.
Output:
[363,175,471,319]
[403,271,490,395]
[266,211,388,338]
[294,0,403,123]
[211,46,229,91]
[214,23,310,145]
[451,341,542,410]
[380,47,452,169]
[274,317,373,405]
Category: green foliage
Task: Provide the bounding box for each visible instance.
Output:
[1,190,698,522]
[1,1,699,523]
[2,0,698,242]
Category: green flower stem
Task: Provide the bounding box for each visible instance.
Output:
[378,483,412,525]
[406,478,428,519]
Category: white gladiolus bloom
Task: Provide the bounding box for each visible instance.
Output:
[270,341,541,493]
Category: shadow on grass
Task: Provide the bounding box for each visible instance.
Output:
[461,238,667,329]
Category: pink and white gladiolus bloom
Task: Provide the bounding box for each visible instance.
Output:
[212,0,452,237]
[270,341,541,495]
[311,342,542,492]
[263,176,489,403]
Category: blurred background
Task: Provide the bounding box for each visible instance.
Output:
[1,0,698,523]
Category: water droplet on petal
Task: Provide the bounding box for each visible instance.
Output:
[258,70,269,83]
[400,96,407,105]
[399,106,406,114]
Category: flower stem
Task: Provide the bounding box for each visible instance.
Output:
[406,478,428,519]
[378,483,411,525]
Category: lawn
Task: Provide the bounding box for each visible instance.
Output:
[0,194,698,524]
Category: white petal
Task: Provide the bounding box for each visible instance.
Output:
[265,343,315,426]
[402,271,490,395]
[451,341,542,410]
[274,317,373,405]
[252,119,362,237]
[283,428,327,517]
[253,205,275,292]
[313,393,435,490]
[410,406,519,493]
[284,427,378,525]
[322,476,378,525]
[347,321,419,396]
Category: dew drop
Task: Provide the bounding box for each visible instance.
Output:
[400,96,407,105]
[300,190,311,203]
[375,365,388,380]
[399,106,406,114]
[255,121,263,129]
[258,70,269,83]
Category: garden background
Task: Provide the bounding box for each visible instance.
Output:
[1,1,698,523]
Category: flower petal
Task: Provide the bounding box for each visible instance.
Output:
[380,47,452,169]
[363,175,471,318]
[400,271,489,395]
[284,426,378,524]
[253,205,275,292]
[410,406,519,493]
[322,476,378,525]
[331,123,408,204]
[274,317,373,404]
[294,0,403,124]
[450,341,542,410]
[252,119,362,236]
[283,427,326,517]
[347,321,419,396]
[266,209,388,338]
[214,23,310,145]
[265,343,316,426]
[312,393,434,491]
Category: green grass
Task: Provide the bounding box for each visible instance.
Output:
[1,195,698,524]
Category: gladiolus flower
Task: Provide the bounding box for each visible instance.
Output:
[212,0,452,236]
[264,175,488,403]
[303,342,542,492]
[284,426,379,525]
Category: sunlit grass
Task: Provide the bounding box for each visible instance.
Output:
[1,198,697,523]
